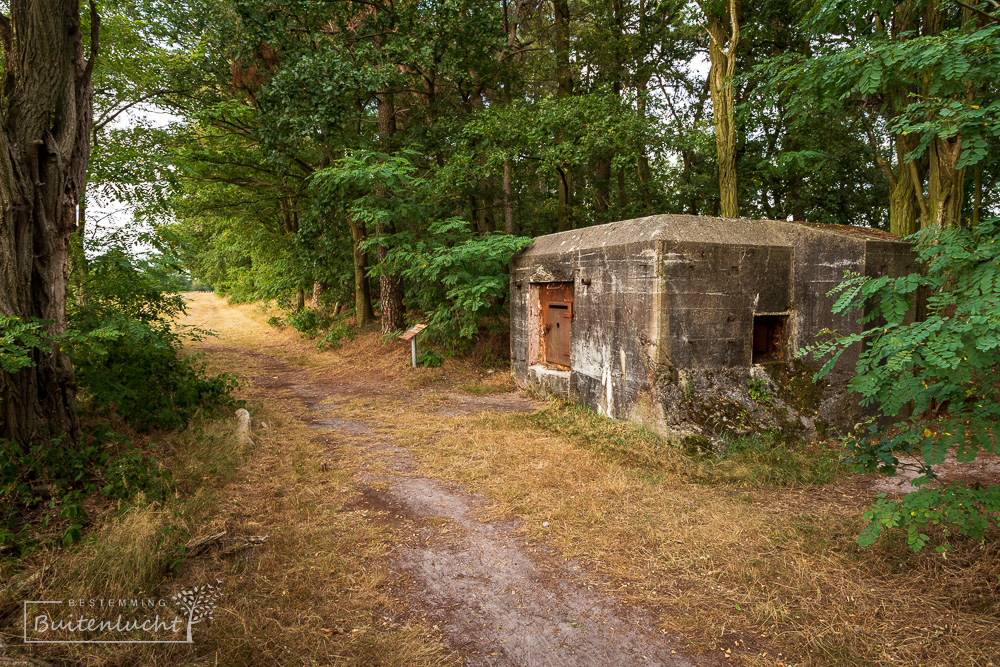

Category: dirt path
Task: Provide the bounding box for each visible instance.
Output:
[182,294,705,666]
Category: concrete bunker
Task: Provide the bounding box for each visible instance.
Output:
[510,214,915,441]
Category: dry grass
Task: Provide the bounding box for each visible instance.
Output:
[189,292,999,666]
[2,409,454,665]
[394,404,1000,666]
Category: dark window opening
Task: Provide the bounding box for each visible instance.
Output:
[752,314,786,364]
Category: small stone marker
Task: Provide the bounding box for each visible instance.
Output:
[399,323,428,367]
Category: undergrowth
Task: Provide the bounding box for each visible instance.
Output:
[0,248,239,555]
[518,400,847,488]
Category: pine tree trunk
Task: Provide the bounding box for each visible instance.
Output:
[0,0,98,446]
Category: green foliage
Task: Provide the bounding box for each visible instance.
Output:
[101,446,172,502]
[314,150,532,345]
[0,430,171,550]
[316,321,356,350]
[417,348,444,368]
[803,218,1000,550]
[776,17,1000,172]
[284,307,331,336]
[0,317,50,374]
[393,220,529,344]
[747,377,770,404]
[67,249,239,432]
[859,486,1000,552]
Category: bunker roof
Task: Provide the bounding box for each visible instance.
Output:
[518,214,901,258]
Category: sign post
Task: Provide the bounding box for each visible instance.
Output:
[399,323,428,367]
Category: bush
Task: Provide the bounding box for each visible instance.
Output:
[0,430,170,550]
[316,320,356,349]
[0,247,236,552]
[285,307,331,336]
[66,249,239,431]
[803,218,1000,551]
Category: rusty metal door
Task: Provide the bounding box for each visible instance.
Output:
[540,283,574,368]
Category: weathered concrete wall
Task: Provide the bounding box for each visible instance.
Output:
[509,235,659,421]
[568,242,659,421]
[775,224,870,429]
[660,240,792,369]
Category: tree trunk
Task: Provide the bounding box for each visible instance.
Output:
[375,89,405,333]
[310,281,324,309]
[554,0,574,232]
[973,167,982,226]
[889,151,919,237]
[296,289,306,310]
[0,0,99,446]
[347,216,375,325]
[924,136,965,228]
[705,0,740,218]
[503,161,515,234]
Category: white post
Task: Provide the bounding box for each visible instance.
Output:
[411,336,417,367]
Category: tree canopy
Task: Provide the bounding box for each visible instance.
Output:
[90,0,1000,347]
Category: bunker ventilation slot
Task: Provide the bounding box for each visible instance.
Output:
[752,314,786,364]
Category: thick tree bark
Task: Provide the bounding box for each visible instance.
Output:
[0,0,99,446]
[704,0,740,218]
[375,89,405,333]
[888,140,920,237]
[923,136,965,228]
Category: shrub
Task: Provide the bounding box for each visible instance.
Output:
[0,430,171,550]
[316,320,356,349]
[803,218,1000,551]
[66,249,239,432]
[285,307,331,336]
